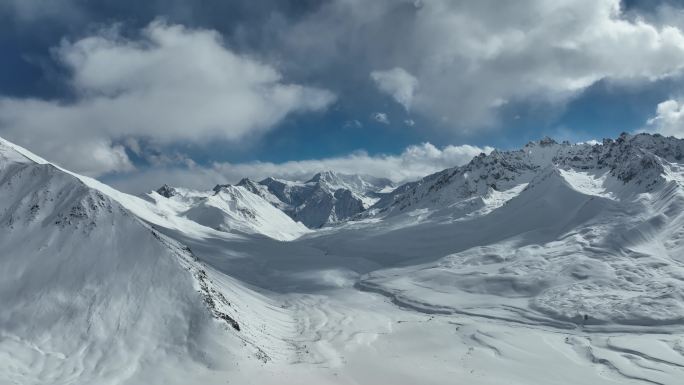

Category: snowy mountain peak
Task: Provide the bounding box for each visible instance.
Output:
[371,133,684,219]
[182,184,309,240]
[156,184,178,198]
[0,136,290,383]
[306,170,393,194]
[307,170,339,183]
[525,136,560,148]
[250,171,393,228]
[235,177,263,193]
[539,136,558,146]
[236,177,256,186]
[258,176,286,185]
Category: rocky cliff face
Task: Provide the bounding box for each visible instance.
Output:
[245,171,392,228]
[370,133,684,218]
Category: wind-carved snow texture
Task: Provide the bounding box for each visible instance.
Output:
[2,133,684,384]
[354,134,684,329]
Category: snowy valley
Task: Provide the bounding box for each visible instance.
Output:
[2,133,684,384]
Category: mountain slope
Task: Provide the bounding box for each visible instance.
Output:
[0,138,294,385]
[249,171,392,228]
[148,184,309,241]
[3,133,684,385]
[319,134,684,329]
[369,134,683,220]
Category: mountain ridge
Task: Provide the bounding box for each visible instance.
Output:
[367,133,684,219]
[3,133,684,384]
[0,137,294,384]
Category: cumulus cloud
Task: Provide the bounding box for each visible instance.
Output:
[279,0,684,129]
[108,142,493,193]
[370,67,419,110]
[0,20,335,176]
[371,112,390,124]
[343,119,363,129]
[643,99,684,138]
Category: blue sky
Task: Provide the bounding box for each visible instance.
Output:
[1,0,684,192]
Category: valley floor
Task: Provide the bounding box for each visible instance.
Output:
[156,225,684,385]
[229,288,684,385]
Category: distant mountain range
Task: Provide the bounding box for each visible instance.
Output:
[158,170,394,229]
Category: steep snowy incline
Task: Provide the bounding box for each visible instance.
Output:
[3,136,307,241]
[148,184,309,241]
[333,135,684,331]
[0,138,297,384]
[307,171,394,207]
[368,134,684,222]
[248,171,393,228]
[0,137,229,239]
[366,140,549,219]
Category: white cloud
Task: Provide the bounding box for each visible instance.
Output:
[370,67,419,110]
[372,112,390,124]
[211,142,492,184]
[644,99,684,138]
[107,165,228,194]
[108,142,493,193]
[343,119,363,129]
[0,20,335,176]
[282,0,684,129]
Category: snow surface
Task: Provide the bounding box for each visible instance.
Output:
[148,184,310,241]
[2,134,684,384]
[0,138,294,384]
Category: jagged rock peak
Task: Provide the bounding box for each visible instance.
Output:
[308,170,339,183]
[539,136,558,146]
[156,184,178,198]
[525,136,559,148]
[371,132,684,217]
[236,178,263,190]
[237,178,254,186]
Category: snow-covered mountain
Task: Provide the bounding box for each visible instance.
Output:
[147,170,392,236]
[3,133,684,385]
[148,183,309,241]
[369,134,683,220]
[237,171,393,228]
[312,133,684,329]
[0,137,295,384]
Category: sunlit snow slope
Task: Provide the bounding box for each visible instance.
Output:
[0,138,295,385]
[148,184,309,241]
